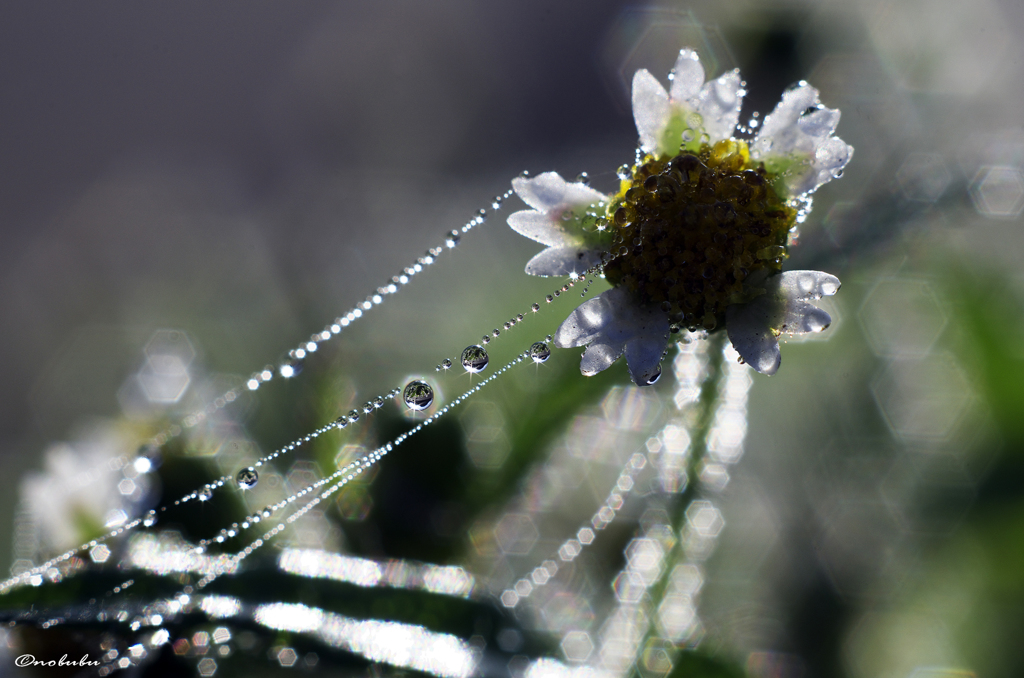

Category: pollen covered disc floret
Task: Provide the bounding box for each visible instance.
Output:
[603,140,795,333]
[510,47,852,382]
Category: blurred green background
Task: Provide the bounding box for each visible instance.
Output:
[2,0,1023,676]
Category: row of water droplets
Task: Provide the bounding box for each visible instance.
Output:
[0,181,612,593]
[137,189,514,453]
[0,188,511,592]
[189,343,562,590]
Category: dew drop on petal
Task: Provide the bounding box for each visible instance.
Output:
[617,165,632,180]
[461,345,490,373]
[236,468,259,490]
[529,342,551,363]
[403,380,435,411]
[645,365,663,385]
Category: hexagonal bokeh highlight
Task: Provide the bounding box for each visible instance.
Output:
[969,165,1024,218]
[144,329,196,364]
[871,354,973,442]
[561,630,594,663]
[685,500,724,538]
[602,6,734,106]
[137,329,196,404]
[896,153,951,203]
[493,513,539,555]
[656,595,697,641]
[625,537,666,584]
[859,279,947,357]
[612,571,647,604]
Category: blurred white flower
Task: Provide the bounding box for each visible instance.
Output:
[20,423,150,555]
[509,48,850,382]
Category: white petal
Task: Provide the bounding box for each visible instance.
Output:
[554,290,618,348]
[777,270,841,300]
[798,106,840,141]
[561,181,608,209]
[554,287,669,384]
[507,210,571,248]
[697,69,744,142]
[752,83,853,196]
[779,300,833,334]
[632,68,671,155]
[525,246,604,277]
[752,83,821,157]
[726,270,841,375]
[669,48,705,103]
[624,334,666,385]
[511,172,571,212]
[726,305,782,376]
[580,341,624,376]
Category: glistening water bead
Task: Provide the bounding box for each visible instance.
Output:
[461,345,489,373]
[403,380,435,411]
[236,468,258,490]
[529,341,551,363]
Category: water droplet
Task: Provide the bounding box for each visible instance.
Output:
[617,165,632,180]
[529,342,551,363]
[492,328,500,337]
[403,380,434,411]
[531,303,540,312]
[645,365,662,385]
[279,359,302,379]
[143,511,157,528]
[545,295,553,303]
[461,345,490,373]
[445,230,461,248]
[362,401,375,414]
[347,409,361,424]
[576,171,589,184]
[374,396,385,409]
[236,468,258,490]
[441,358,452,370]
[336,416,349,429]
[198,486,213,502]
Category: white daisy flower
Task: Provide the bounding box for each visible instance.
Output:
[507,171,611,277]
[509,48,851,383]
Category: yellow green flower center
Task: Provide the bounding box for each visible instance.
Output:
[602,139,796,331]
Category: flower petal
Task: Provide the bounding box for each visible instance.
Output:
[668,48,705,102]
[778,300,832,334]
[751,83,853,196]
[726,305,782,376]
[777,270,841,301]
[555,287,669,384]
[624,333,666,385]
[524,246,604,277]
[752,83,821,156]
[511,172,605,214]
[507,210,572,248]
[511,172,573,212]
[580,341,625,376]
[632,68,671,155]
[726,270,841,375]
[554,291,616,348]
[697,69,744,142]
